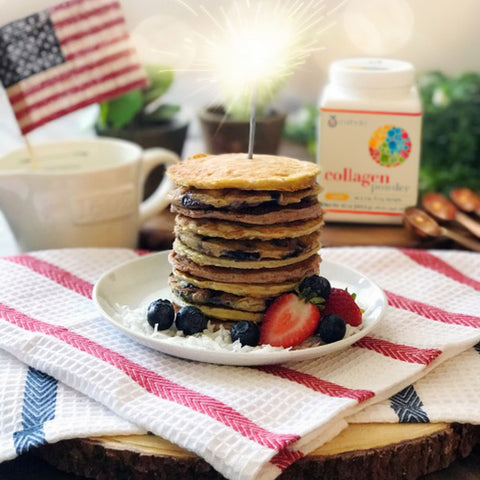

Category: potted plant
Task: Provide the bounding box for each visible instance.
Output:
[198,81,287,155]
[97,64,189,197]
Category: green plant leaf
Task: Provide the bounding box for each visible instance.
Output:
[143,65,175,105]
[103,90,143,129]
[97,64,177,129]
[418,70,480,195]
[142,104,180,123]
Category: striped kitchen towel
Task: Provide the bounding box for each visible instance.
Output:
[349,342,480,425]
[0,247,478,480]
[0,348,143,462]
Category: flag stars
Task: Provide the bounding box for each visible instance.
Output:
[0,11,65,88]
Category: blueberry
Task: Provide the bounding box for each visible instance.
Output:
[147,299,175,330]
[180,193,209,209]
[175,305,207,335]
[230,321,260,347]
[223,250,261,261]
[317,314,346,343]
[298,275,331,301]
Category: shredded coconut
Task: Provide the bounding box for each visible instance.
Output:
[113,303,363,354]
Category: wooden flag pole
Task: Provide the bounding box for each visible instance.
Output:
[23,135,41,170]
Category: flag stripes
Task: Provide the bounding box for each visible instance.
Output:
[7,46,135,105]
[52,1,120,29]
[14,62,142,120]
[0,0,147,134]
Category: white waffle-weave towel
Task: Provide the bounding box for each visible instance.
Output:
[0,247,478,480]
[348,342,480,424]
[0,348,144,461]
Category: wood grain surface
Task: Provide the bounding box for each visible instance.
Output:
[0,423,477,480]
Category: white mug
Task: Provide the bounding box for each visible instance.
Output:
[0,137,179,251]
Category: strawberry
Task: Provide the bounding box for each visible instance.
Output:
[259,293,320,348]
[321,288,362,327]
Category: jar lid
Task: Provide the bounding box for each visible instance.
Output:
[329,58,415,89]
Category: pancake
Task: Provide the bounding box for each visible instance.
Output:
[171,293,263,322]
[176,231,321,261]
[169,251,321,284]
[167,153,320,191]
[171,269,297,297]
[175,215,324,240]
[170,198,322,225]
[166,152,324,327]
[173,238,321,270]
[170,184,322,210]
[169,275,270,312]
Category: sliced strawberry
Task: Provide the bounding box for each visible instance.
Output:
[259,293,320,348]
[321,288,362,327]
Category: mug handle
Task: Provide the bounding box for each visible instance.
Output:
[138,147,179,224]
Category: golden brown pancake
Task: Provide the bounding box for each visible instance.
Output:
[172,269,297,297]
[169,251,321,284]
[173,238,320,270]
[170,199,322,225]
[174,215,324,240]
[167,153,320,191]
[176,230,321,261]
[170,184,322,210]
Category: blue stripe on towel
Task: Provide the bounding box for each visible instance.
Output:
[13,367,58,455]
[390,385,429,423]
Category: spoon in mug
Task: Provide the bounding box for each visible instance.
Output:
[450,188,480,217]
[404,207,480,252]
[422,192,480,238]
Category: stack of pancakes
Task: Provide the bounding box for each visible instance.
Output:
[166,153,323,326]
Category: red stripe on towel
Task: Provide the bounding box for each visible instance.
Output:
[257,366,374,402]
[354,336,442,365]
[386,290,480,328]
[4,255,93,299]
[400,249,480,292]
[0,302,300,451]
[270,448,304,471]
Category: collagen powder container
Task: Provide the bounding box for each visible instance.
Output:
[317,57,422,224]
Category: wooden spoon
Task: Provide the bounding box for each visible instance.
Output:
[422,192,480,238]
[403,207,480,251]
[450,188,480,217]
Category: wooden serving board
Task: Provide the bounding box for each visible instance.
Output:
[36,423,480,480]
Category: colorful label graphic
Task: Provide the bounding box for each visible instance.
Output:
[369,125,411,167]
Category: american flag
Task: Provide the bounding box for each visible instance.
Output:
[0,0,148,135]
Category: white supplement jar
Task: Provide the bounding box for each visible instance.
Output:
[317,58,422,224]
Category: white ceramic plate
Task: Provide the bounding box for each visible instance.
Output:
[93,251,387,366]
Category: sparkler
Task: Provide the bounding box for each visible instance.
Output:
[197,0,336,120]
[132,0,345,157]
[248,85,256,159]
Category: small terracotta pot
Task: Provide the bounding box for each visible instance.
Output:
[198,106,286,155]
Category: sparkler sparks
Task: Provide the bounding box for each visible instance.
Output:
[193,0,338,119]
[131,0,343,119]
[130,0,345,156]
